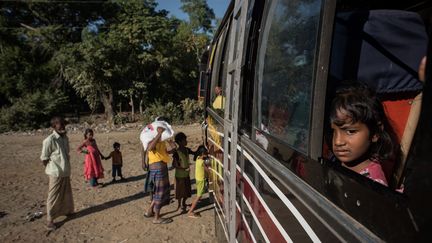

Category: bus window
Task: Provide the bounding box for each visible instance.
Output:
[254,0,322,154]
[209,28,228,115]
[326,9,428,189]
[210,19,232,116]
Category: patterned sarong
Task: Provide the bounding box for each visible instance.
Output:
[148,162,170,210]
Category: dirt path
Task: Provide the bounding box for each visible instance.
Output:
[0,124,216,243]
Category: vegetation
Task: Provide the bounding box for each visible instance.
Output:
[0,0,215,132]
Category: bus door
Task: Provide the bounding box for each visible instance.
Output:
[221,0,251,242]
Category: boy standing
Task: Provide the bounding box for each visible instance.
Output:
[105,142,125,182]
[40,116,74,230]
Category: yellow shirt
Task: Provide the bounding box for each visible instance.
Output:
[40,131,70,177]
[212,95,225,109]
[148,142,170,164]
[195,157,205,181]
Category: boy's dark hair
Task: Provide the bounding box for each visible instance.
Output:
[84,128,93,139]
[50,116,65,128]
[329,81,400,161]
[175,132,187,144]
[193,145,208,161]
[113,142,120,149]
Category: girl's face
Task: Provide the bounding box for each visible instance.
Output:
[181,138,188,147]
[87,132,94,140]
[331,109,378,163]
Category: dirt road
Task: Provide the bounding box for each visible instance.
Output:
[0,124,216,243]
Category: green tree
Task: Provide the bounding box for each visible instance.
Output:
[180,0,215,34]
[58,0,176,125]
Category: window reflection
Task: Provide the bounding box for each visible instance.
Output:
[256,0,321,153]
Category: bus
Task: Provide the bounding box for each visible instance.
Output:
[201,0,432,242]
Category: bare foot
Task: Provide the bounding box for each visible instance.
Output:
[46,222,56,231]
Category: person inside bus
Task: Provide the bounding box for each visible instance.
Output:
[212,86,225,109]
[328,82,400,186]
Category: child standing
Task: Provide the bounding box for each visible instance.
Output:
[77,128,105,187]
[329,82,400,186]
[188,145,210,218]
[173,132,193,212]
[104,142,125,183]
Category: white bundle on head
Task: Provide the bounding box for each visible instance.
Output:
[140,120,174,150]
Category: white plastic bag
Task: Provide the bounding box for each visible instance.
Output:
[140,121,174,150]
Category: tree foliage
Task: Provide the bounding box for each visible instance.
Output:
[0,0,217,131]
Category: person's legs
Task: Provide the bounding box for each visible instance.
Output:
[182,198,187,211]
[90,177,97,186]
[46,176,74,229]
[187,196,201,217]
[118,166,124,179]
[112,165,116,181]
[188,179,204,217]
[145,200,155,217]
[46,176,56,229]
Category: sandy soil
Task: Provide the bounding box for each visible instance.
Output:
[0,124,217,243]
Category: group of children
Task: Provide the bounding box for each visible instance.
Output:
[76,127,209,217]
[172,132,209,218]
[77,128,125,188]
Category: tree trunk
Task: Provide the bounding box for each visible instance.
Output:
[129,94,135,122]
[100,89,115,127]
[139,97,144,114]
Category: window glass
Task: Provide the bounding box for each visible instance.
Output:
[255,0,322,153]
[210,30,226,106]
[210,20,232,116]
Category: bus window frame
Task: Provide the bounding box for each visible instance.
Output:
[251,0,326,157]
[207,15,233,123]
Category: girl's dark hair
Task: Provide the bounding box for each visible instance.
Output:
[175,132,187,144]
[84,128,93,139]
[193,145,208,161]
[329,82,399,161]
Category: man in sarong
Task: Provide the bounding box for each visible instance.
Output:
[143,125,176,224]
[40,116,74,230]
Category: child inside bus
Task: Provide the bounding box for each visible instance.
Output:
[328,82,400,186]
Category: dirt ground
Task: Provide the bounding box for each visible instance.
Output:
[0,124,217,243]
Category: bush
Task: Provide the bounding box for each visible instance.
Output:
[141,100,182,125]
[113,113,128,125]
[181,98,204,124]
[0,90,68,132]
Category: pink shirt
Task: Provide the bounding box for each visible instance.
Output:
[359,161,388,186]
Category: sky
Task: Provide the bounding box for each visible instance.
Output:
[156,0,230,21]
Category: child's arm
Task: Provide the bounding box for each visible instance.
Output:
[94,140,107,159]
[104,152,112,160]
[77,140,87,153]
[166,140,177,154]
